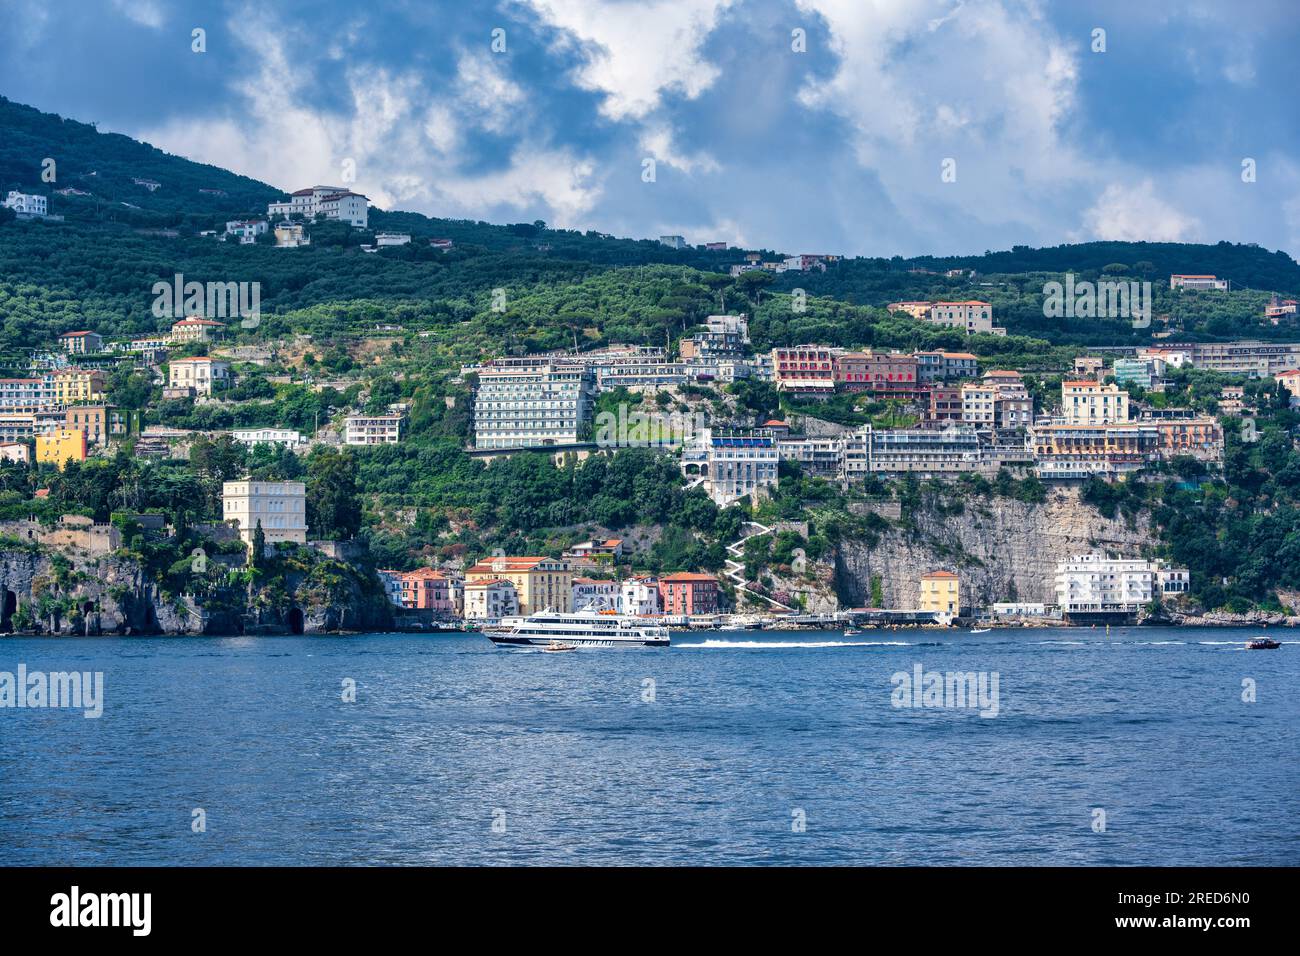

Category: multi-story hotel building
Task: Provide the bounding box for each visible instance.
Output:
[0,377,55,409]
[982,370,1034,429]
[473,360,596,450]
[51,367,106,405]
[1061,381,1130,425]
[221,480,309,545]
[1055,552,1189,616]
[344,414,404,445]
[1030,422,1159,479]
[35,428,86,469]
[462,578,520,620]
[834,351,920,396]
[772,345,840,394]
[268,185,369,228]
[680,429,780,505]
[868,425,983,475]
[397,568,460,617]
[64,405,130,446]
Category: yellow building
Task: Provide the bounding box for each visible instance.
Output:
[51,367,106,405]
[464,556,572,614]
[36,428,87,469]
[919,570,960,616]
[1061,380,1129,424]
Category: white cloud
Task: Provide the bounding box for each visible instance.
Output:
[519,0,737,121]
[111,0,165,30]
[1080,180,1200,242]
[136,6,603,225]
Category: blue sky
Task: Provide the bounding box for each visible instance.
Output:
[3,0,1298,258]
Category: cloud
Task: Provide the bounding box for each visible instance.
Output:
[1080,180,1201,243]
[518,0,737,121]
[137,5,604,225]
[111,0,165,29]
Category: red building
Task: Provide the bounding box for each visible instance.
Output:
[658,573,719,616]
[771,346,838,394]
[833,351,920,396]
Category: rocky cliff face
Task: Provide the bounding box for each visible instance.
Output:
[834,488,1159,609]
[0,548,392,637]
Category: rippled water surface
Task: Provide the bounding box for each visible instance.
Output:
[1,627,1296,865]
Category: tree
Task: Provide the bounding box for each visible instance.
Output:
[306,447,361,539]
[251,520,266,569]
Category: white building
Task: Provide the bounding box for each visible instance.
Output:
[463,578,519,620]
[1170,274,1228,291]
[221,480,308,545]
[344,413,404,445]
[168,357,231,397]
[620,577,661,616]
[228,427,306,447]
[268,185,368,228]
[1054,553,1190,615]
[374,233,411,246]
[224,219,267,244]
[572,578,619,610]
[659,235,687,249]
[4,191,48,217]
[680,428,779,505]
[473,361,596,450]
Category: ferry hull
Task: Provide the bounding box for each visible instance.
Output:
[485,633,669,648]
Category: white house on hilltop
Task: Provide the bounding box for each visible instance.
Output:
[268,185,368,228]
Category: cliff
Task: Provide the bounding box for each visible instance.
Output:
[833,488,1160,609]
[0,545,392,637]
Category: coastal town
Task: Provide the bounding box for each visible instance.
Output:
[3,181,1298,632]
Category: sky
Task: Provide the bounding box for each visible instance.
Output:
[2,0,1299,258]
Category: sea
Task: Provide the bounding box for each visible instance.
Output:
[1,626,1296,866]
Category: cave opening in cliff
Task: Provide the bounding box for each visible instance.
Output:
[287,607,305,635]
[1,590,15,632]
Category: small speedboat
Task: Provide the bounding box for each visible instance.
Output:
[970,627,991,634]
[542,641,577,653]
[843,627,861,636]
[1246,637,1281,650]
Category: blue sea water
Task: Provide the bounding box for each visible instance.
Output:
[1,627,1296,866]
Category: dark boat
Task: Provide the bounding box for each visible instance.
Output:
[1246,637,1281,650]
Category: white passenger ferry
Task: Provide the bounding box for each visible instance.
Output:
[484,607,670,648]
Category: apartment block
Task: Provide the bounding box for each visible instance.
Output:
[925,301,1006,335]
[462,578,520,620]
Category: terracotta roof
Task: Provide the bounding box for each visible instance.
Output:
[659,572,717,583]
[172,318,225,327]
[922,570,958,579]
[60,330,99,337]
